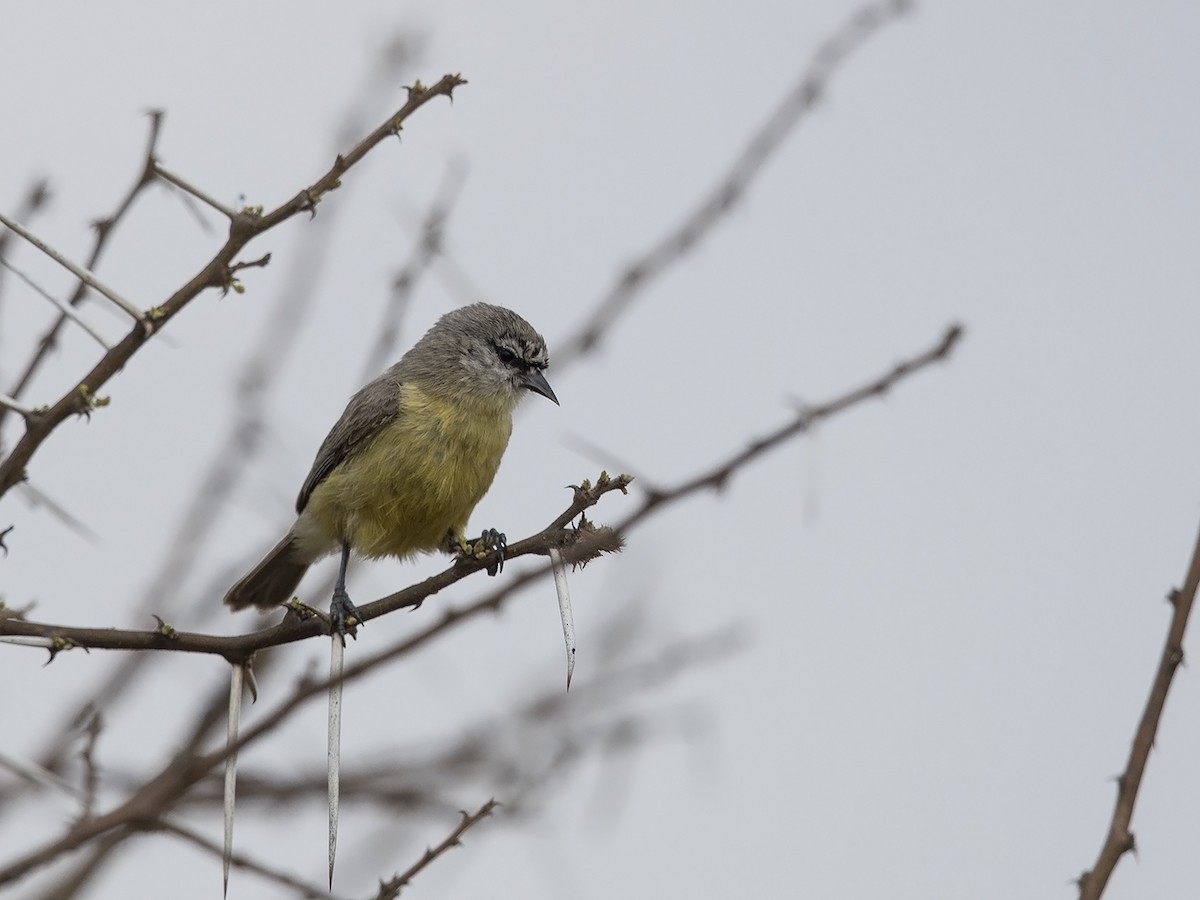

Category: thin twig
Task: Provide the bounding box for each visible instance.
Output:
[0,112,161,433]
[0,324,960,661]
[156,819,343,900]
[0,75,466,500]
[0,177,52,320]
[152,161,240,220]
[1076,520,1200,899]
[0,257,112,349]
[0,211,146,325]
[372,800,498,900]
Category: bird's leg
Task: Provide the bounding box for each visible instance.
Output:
[450,528,508,576]
[329,542,363,639]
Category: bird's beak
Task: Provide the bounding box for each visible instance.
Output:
[521,369,559,405]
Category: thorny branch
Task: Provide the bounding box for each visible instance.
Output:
[0,75,466,499]
[1075,522,1200,900]
[372,800,497,900]
[0,474,631,658]
[0,324,960,660]
[0,323,958,889]
[22,47,433,785]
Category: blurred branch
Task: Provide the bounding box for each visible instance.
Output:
[361,160,466,381]
[555,0,913,367]
[0,256,112,349]
[0,177,53,350]
[1076,520,1200,900]
[156,818,343,900]
[0,112,162,434]
[0,177,52,309]
[175,624,740,816]
[0,211,146,324]
[0,74,466,500]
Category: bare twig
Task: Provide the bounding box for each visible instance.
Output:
[152,161,240,220]
[1,323,960,664]
[1076,521,1200,899]
[372,800,498,900]
[0,75,466,499]
[75,708,103,823]
[0,257,112,349]
[0,475,630,659]
[0,177,52,318]
[0,112,162,435]
[156,819,343,900]
[0,211,146,325]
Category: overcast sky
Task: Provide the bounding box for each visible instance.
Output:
[3,1,1200,898]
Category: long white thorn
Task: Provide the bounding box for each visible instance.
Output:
[328,634,345,889]
[223,664,244,897]
[0,210,147,327]
[549,548,576,691]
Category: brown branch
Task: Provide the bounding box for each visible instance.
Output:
[555,0,913,366]
[1076,521,1200,899]
[622,322,963,527]
[24,58,441,784]
[0,324,958,888]
[0,75,466,499]
[1,322,960,664]
[371,800,498,900]
[0,474,629,660]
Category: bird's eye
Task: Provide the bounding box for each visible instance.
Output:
[494,345,518,365]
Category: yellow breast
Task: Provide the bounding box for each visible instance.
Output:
[300,382,514,559]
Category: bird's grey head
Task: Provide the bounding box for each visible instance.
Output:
[404,303,558,408]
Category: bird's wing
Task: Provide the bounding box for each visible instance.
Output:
[296,373,404,514]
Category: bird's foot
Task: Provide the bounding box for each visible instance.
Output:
[329,587,363,640]
[457,528,507,576]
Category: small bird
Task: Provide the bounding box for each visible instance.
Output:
[223,303,558,632]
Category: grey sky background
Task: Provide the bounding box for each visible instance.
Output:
[2,1,1199,898]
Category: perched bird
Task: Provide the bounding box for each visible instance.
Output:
[223,303,558,632]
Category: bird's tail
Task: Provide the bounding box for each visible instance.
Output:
[224,534,310,611]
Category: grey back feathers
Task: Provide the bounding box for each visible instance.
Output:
[296,303,550,514]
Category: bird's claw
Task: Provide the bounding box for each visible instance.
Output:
[329,587,362,640]
[458,528,507,576]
